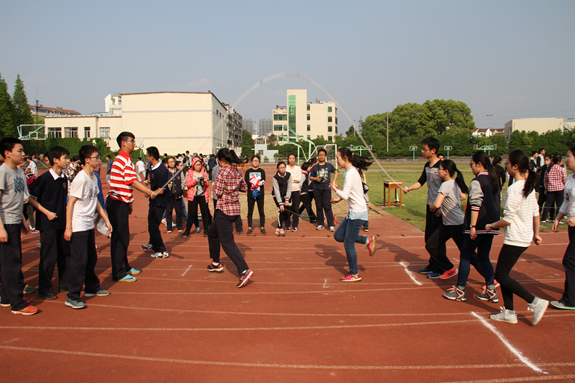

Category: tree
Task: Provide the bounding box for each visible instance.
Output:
[345,125,356,137]
[0,74,16,138]
[12,74,33,130]
[240,129,254,158]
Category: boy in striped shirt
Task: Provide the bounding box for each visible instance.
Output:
[106,132,161,282]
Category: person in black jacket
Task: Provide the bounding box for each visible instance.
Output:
[146,147,169,259]
[272,161,292,237]
[165,157,184,233]
[245,155,266,235]
[492,156,506,190]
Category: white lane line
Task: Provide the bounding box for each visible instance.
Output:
[181,265,192,276]
[399,262,422,286]
[471,312,546,374]
[323,278,329,288]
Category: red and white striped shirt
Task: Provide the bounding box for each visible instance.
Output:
[108,151,137,203]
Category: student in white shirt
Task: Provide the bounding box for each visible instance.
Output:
[285,154,303,231]
[136,157,145,182]
[64,145,112,309]
[485,149,548,325]
[551,145,575,310]
[331,148,377,282]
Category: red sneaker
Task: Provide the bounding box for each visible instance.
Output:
[340,273,362,282]
[12,305,39,316]
[367,236,377,256]
[439,267,458,280]
[482,280,501,290]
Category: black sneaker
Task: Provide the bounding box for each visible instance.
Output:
[418,266,433,274]
[237,230,243,235]
[141,243,153,251]
[207,262,224,272]
[246,229,253,235]
[476,288,499,303]
[39,292,58,300]
[261,229,267,235]
[237,270,253,288]
[180,232,190,238]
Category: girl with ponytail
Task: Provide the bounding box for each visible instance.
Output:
[331,148,376,282]
[206,148,253,288]
[444,151,501,303]
[427,160,468,280]
[484,150,548,325]
[550,146,575,310]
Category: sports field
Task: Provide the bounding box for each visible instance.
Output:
[1,167,574,383]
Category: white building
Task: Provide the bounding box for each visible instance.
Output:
[504,118,569,141]
[272,89,337,143]
[45,92,238,154]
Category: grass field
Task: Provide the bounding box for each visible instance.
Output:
[364,163,563,232]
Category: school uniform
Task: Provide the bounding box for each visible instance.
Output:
[310,162,336,227]
[0,164,32,311]
[148,162,171,253]
[30,168,70,295]
[245,167,266,228]
[165,168,184,231]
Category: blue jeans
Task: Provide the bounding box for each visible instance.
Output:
[457,234,495,288]
[181,198,188,221]
[334,217,368,275]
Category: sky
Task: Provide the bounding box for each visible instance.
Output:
[1,0,574,133]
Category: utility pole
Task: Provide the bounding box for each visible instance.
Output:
[386,112,389,152]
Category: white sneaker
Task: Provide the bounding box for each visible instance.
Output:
[151,252,164,258]
[490,307,518,324]
[329,226,335,232]
[162,251,169,258]
[528,297,549,326]
[316,225,325,230]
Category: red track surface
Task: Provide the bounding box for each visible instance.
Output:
[2,169,575,383]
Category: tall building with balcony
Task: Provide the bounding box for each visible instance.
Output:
[271,89,337,143]
[259,118,272,136]
[242,118,255,134]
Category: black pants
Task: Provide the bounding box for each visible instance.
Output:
[424,205,444,270]
[23,203,35,229]
[186,197,210,233]
[0,224,29,311]
[425,224,460,273]
[148,205,167,253]
[247,196,265,228]
[286,190,301,228]
[559,226,575,306]
[38,229,70,295]
[538,187,546,216]
[106,197,132,281]
[208,210,248,275]
[68,229,100,301]
[274,199,291,229]
[541,190,564,221]
[166,196,183,231]
[314,189,334,227]
[494,244,535,310]
[213,199,242,232]
[299,193,316,220]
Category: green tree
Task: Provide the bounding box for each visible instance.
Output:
[12,74,34,130]
[240,129,254,157]
[0,74,16,138]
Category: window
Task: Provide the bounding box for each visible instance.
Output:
[307,135,311,139]
[328,136,333,142]
[328,116,332,122]
[100,127,110,138]
[307,114,310,121]
[48,127,62,138]
[307,125,310,131]
[274,114,287,121]
[274,125,283,131]
[328,106,332,112]
[328,126,332,132]
[65,127,78,138]
[307,104,310,111]
[84,127,90,138]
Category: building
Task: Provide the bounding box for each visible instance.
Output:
[259,118,272,136]
[472,128,505,138]
[271,89,337,143]
[242,118,255,134]
[29,105,80,117]
[504,118,569,141]
[44,92,239,154]
[254,143,278,162]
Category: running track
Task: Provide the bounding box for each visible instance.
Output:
[1,171,574,383]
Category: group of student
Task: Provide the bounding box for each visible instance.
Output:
[2,133,575,323]
[404,137,575,326]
